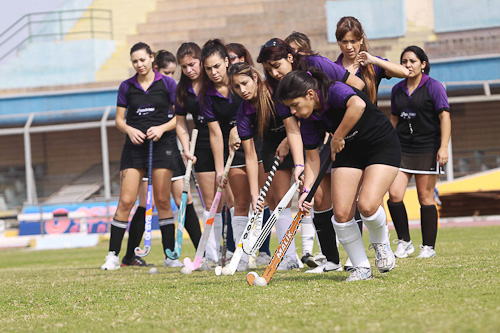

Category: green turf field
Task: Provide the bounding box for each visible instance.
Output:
[1,226,499,332]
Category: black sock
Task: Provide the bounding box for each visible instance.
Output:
[388,201,411,241]
[259,206,271,256]
[124,207,145,260]
[159,218,175,254]
[421,205,438,248]
[109,219,128,255]
[354,206,363,235]
[313,208,339,264]
[184,203,201,249]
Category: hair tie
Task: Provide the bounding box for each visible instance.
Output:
[306,71,312,76]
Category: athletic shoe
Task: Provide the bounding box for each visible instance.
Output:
[121,255,152,267]
[101,251,120,270]
[301,253,312,264]
[256,252,271,266]
[393,239,415,258]
[369,242,396,273]
[343,257,355,273]
[417,245,436,258]
[199,258,217,271]
[346,266,373,282]
[236,260,249,272]
[305,253,326,268]
[248,254,257,269]
[225,250,234,262]
[295,253,304,269]
[305,260,342,274]
[164,258,184,267]
[277,256,299,271]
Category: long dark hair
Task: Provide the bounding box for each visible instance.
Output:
[199,39,230,108]
[176,42,201,109]
[226,43,254,65]
[257,38,307,91]
[336,16,377,104]
[228,62,276,138]
[276,68,330,113]
[400,45,431,74]
[284,31,317,56]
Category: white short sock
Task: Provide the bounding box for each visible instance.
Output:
[232,215,249,263]
[333,217,370,268]
[275,208,296,260]
[361,205,388,244]
[206,212,222,262]
[301,215,315,255]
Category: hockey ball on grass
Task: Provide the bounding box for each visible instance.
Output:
[221,266,232,275]
[254,276,268,287]
[149,267,158,274]
[214,266,222,276]
[181,266,193,275]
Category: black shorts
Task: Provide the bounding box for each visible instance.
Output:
[120,137,180,171]
[320,143,333,174]
[172,153,186,180]
[400,151,443,174]
[332,136,401,170]
[194,147,215,173]
[228,135,263,168]
[261,138,294,173]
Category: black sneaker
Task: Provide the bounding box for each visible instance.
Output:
[301,253,312,264]
[121,256,153,267]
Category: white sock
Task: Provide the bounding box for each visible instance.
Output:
[206,212,223,262]
[361,205,388,244]
[333,217,370,268]
[230,206,235,221]
[275,208,296,260]
[232,216,249,263]
[301,215,315,255]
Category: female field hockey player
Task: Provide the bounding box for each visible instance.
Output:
[122,49,202,268]
[388,46,451,259]
[200,39,263,271]
[257,38,364,272]
[229,62,301,270]
[277,68,400,281]
[101,42,179,270]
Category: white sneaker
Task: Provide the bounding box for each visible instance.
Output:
[343,257,354,273]
[346,266,373,282]
[417,245,436,258]
[248,254,257,269]
[393,239,415,258]
[164,258,184,267]
[199,258,217,270]
[305,260,342,274]
[277,255,299,271]
[101,251,120,270]
[256,252,271,266]
[369,242,396,273]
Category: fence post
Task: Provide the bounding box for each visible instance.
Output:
[100,107,111,199]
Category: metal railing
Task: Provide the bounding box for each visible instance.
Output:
[0,9,113,62]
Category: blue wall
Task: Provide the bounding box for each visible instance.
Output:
[326,0,406,42]
[434,0,500,33]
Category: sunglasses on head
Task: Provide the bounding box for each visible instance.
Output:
[260,39,287,51]
[229,54,238,60]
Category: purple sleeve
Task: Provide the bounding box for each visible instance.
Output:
[236,103,254,141]
[117,81,128,107]
[328,82,357,109]
[201,95,217,122]
[300,120,320,149]
[427,78,450,113]
[391,84,399,115]
[162,76,177,105]
[306,55,349,82]
[275,100,293,119]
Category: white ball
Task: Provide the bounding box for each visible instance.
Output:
[221,266,232,276]
[254,276,268,287]
[214,266,222,276]
[149,267,158,274]
[180,266,193,275]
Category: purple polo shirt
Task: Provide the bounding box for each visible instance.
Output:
[305,55,350,83]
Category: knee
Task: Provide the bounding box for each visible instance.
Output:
[154,195,172,211]
[357,201,379,218]
[333,210,351,223]
[118,196,136,212]
[417,192,434,206]
[234,198,250,215]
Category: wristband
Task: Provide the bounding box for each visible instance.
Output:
[301,187,309,195]
[295,164,304,168]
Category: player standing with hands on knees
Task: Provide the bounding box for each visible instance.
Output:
[388,46,451,259]
[101,42,179,270]
[277,68,400,281]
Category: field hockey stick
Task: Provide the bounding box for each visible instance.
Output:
[247,138,332,286]
[221,155,280,275]
[219,205,229,267]
[183,150,235,270]
[166,129,198,259]
[191,169,205,210]
[134,140,154,257]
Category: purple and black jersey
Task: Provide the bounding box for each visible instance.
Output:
[391,74,450,153]
[335,54,390,93]
[300,81,394,150]
[117,70,177,144]
[236,99,286,142]
[174,82,210,149]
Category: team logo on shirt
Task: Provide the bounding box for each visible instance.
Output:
[197,115,205,123]
[344,130,358,141]
[400,111,416,119]
[137,104,155,116]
